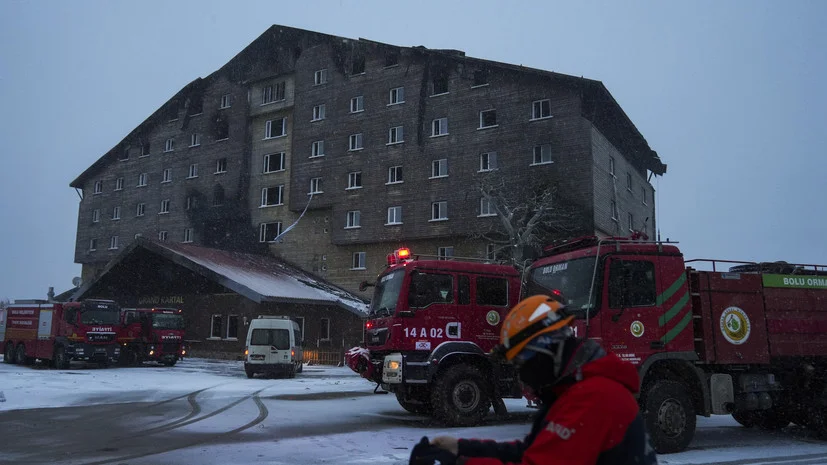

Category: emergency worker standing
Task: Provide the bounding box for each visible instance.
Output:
[409,295,658,465]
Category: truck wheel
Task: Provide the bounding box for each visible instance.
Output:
[54,346,70,369]
[3,342,14,364]
[732,410,759,428]
[245,367,255,379]
[287,364,296,379]
[15,344,31,366]
[297,362,303,373]
[431,364,492,426]
[758,409,790,431]
[642,380,696,454]
[396,390,432,415]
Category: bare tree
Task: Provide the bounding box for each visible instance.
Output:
[473,175,585,270]
[0,298,9,310]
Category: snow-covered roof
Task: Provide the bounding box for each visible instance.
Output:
[73,238,369,316]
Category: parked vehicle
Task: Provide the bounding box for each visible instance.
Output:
[1,299,121,368]
[244,315,303,378]
[119,307,186,366]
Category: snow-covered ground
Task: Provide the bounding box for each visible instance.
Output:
[1,356,826,465]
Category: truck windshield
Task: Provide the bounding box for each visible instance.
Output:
[528,257,597,313]
[369,269,405,317]
[80,309,121,325]
[152,313,184,330]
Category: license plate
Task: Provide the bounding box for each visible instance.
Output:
[250,354,265,360]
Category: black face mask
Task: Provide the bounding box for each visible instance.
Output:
[518,352,558,395]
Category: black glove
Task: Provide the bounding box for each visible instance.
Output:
[409,436,457,465]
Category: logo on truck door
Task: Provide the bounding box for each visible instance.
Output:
[720,306,751,345]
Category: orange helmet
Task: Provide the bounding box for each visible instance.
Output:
[497,295,575,362]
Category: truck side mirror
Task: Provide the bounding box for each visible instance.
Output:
[359,280,374,292]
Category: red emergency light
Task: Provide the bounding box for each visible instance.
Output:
[366,321,373,329]
[387,247,413,266]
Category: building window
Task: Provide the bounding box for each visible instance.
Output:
[609,157,616,176]
[265,118,287,139]
[89,238,97,252]
[188,164,198,178]
[210,315,223,339]
[226,315,239,339]
[642,187,648,205]
[486,243,497,260]
[137,173,148,187]
[388,126,404,144]
[162,168,172,183]
[611,201,618,220]
[473,69,489,87]
[262,83,285,104]
[309,177,323,194]
[532,144,553,165]
[479,109,497,129]
[263,153,285,173]
[389,86,405,105]
[261,186,283,207]
[479,152,498,172]
[386,206,402,225]
[190,133,200,147]
[141,144,150,157]
[159,199,170,214]
[431,73,448,95]
[312,104,326,121]
[347,171,362,190]
[314,69,328,86]
[351,55,365,75]
[628,212,635,231]
[350,96,364,113]
[532,99,552,120]
[185,196,196,210]
[109,236,119,250]
[214,119,229,141]
[346,210,361,229]
[183,228,193,243]
[220,94,231,109]
[118,148,127,161]
[384,52,399,67]
[431,159,448,178]
[112,206,121,220]
[431,118,448,137]
[480,198,496,217]
[626,172,633,191]
[431,201,448,221]
[92,209,100,223]
[311,140,325,157]
[320,318,331,340]
[215,158,227,174]
[387,165,403,184]
[158,230,168,241]
[136,203,145,217]
[115,177,124,191]
[351,252,366,270]
[212,185,224,206]
[94,181,103,194]
[438,246,454,260]
[164,138,174,152]
[259,222,283,242]
[349,133,363,151]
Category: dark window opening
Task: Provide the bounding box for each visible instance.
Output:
[320,318,330,340]
[352,55,366,75]
[189,96,203,115]
[212,184,225,206]
[210,315,223,338]
[215,119,229,140]
[384,52,399,67]
[473,69,489,86]
[432,73,448,95]
[118,149,129,161]
[227,315,239,339]
[608,260,657,308]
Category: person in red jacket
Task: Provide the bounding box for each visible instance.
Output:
[410,295,658,465]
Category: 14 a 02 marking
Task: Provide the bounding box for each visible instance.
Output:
[404,327,443,338]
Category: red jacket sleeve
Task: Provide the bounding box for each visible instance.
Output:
[463,379,638,465]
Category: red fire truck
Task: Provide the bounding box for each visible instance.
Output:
[347,240,827,453]
[1,299,122,368]
[119,307,186,366]
[346,248,525,426]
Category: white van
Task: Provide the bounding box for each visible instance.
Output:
[244,316,303,379]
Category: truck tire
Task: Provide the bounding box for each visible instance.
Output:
[431,364,492,427]
[3,342,14,364]
[642,380,696,454]
[15,344,32,366]
[245,367,255,379]
[54,345,70,369]
[297,362,303,373]
[733,409,789,431]
[731,410,759,428]
[396,390,432,415]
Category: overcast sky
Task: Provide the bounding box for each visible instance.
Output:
[0,1,825,301]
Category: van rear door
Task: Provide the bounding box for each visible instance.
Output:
[249,327,291,365]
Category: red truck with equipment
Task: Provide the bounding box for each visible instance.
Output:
[524,235,827,453]
[1,299,122,368]
[119,307,186,366]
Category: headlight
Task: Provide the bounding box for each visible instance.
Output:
[388,360,401,370]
